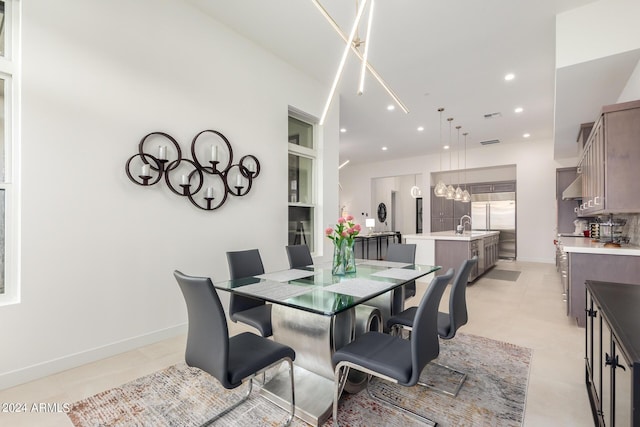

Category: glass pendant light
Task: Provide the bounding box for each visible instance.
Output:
[410,174,421,198]
[462,132,471,203]
[445,117,455,200]
[454,125,463,201]
[454,187,464,200]
[433,107,447,197]
[445,184,455,199]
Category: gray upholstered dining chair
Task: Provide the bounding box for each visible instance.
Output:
[226,249,272,337]
[173,271,296,426]
[386,256,478,397]
[386,243,417,300]
[285,244,314,269]
[331,269,454,426]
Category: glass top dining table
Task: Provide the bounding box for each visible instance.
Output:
[212,259,441,426]
[212,259,441,316]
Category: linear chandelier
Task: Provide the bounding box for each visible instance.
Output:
[311,0,409,125]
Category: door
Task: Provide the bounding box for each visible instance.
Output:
[487,200,516,230]
[613,337,632,427]
[391,191,397,231]
[416,198,423,233]
[471,202,488,230]
[488,199,516,259]
[601,317,612,425]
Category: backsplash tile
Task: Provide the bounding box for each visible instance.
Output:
[619,214,640,246]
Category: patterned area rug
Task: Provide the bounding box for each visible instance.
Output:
[68,333,531,427]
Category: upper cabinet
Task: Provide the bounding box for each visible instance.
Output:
[469,181,516,194]
[578,100,640,217]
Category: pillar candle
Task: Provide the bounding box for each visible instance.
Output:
[158,145,167,160]
[205,187,213,198]
[211,145,218,162]
[181,174,188,185]
[141,164,150,176]
[236,173,242,187]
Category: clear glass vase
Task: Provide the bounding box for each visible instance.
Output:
[332,240,356,275]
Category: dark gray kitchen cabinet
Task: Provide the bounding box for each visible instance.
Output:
[430,187,454,231]
[469,181,516,194]
[585,281,640,426]
[430,217,454,232]
[435,240,478,281]
[568,253,640,327]
[434,234,498,282]
[483,233,499,271]
[578,100,640,217]
[454,199,471,219]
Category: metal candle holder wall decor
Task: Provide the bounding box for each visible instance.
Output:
[125,130,261,211]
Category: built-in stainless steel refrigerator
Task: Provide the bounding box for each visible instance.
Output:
[471,192,516,259]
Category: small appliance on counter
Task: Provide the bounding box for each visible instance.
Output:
[598,215,628,247]
[573,219,589,236]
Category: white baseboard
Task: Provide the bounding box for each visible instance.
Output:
[0,323,187,391]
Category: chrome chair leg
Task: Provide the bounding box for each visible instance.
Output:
[333,365,351,427]
[201,377,254,426]
[390,326,464,397]
[333,361,437,427]
[201,358,295,427]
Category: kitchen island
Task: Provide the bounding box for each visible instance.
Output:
[404,230,500,282]
[558,236,640,327]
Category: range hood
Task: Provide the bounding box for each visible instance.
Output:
[562,175,582,200]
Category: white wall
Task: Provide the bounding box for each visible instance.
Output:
[0,0,339,389]
[556,0,640,68]
[618,59,640,102]
[340,138,569,263]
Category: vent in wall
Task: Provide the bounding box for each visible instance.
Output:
[480,139,500,145]
[483,112,502,119]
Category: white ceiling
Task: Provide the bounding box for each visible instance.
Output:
[554,48,640,158]
[188,0,619,165]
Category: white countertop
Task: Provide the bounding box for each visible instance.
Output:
[560,236,640,256]
[404,230,500,242]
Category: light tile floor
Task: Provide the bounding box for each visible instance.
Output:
[0,260,593,426]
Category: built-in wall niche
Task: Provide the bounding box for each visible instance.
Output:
[370,173,423,236]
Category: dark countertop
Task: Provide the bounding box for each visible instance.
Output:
[587,280,640,364]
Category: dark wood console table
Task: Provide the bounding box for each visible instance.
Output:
[585,280,640,426]
[354,231,401,260]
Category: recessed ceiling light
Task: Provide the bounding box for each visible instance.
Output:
[443,145,450,150]
[504,73,515,81]
[382,146,388,151]
[514,107,524,113]
[417,126,424,132]
[523,133,530,138]
[387,105,395,111]
[340,128,347,133]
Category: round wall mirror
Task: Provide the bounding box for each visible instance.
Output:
[377,202,387,223]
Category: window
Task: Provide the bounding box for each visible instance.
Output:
[288,114,316,252]
[0,0,20,304]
